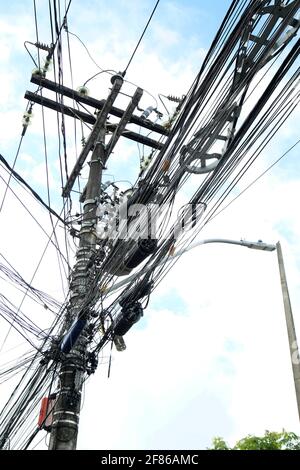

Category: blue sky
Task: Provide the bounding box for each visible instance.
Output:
[0,0,300,450]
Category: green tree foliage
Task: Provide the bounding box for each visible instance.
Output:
[210,430,300,450]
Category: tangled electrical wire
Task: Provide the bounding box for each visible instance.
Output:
[1,0,300,450]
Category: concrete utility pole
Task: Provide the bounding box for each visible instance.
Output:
[276,241,300,422]
[27,69,172,450]
[48,76,143,450]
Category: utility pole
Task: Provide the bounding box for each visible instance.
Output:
[48,75,142,449]
[276,241,300,422]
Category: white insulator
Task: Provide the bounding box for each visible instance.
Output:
[22,111,33,127]
[77,85,89,96]
[43,57,52,73]
[141,106,154,120]
[32,67,44,76]
[140,154,152,170]
[96,222,108,239]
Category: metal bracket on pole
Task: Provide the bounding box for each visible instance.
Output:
[24,91,164,156]
[62,77,123,198]
[30,74,169,136]
[106,87,143,154]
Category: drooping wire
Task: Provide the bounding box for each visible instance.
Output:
[0,153,66,225]
[40,102,69,294]
[0,204,69,353]
[0,171,70,265]
[48,0,72,279]
[207,137,300,225]
[66,29,104,71]
[33,0,41,71]
[0,136,24,214]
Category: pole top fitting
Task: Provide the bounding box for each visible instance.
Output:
[111,72,124,85]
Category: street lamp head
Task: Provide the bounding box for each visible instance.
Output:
[243,240,276,252]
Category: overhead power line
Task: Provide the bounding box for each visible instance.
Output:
[122,0,160,76]
[0,137,24,214]
[0,153,66,225]
[209,137,300,223]
[1,0,300,450]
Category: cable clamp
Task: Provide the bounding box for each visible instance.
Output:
[83,198,96,208]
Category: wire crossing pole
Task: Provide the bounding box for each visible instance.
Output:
[49,76,125,450]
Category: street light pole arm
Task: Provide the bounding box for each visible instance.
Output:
[104,237,300,428]
[107,238,275,295]
[172,238,276,258]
